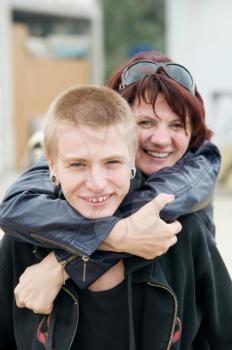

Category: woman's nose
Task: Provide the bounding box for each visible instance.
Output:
[150,126,171,146]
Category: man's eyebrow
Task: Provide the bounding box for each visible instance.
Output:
[60,155,128,162]
[61,156,87,163]
[102,155,128,162]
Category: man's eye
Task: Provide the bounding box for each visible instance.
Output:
[106,160,121,165]
[71,162,85,168]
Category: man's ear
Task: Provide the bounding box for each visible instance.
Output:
[46,155,59,186]
[130,153,136,168]
[46,154,55,173]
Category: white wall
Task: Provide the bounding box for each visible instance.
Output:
[166,0,232,145]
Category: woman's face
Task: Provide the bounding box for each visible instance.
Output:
[133,93,192,176]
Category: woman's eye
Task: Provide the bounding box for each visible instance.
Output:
[138,120,153,128]
[170,122,184,130]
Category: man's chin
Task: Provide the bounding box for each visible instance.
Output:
[78,207,116,220]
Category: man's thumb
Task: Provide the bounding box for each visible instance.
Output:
[152,193,175,213]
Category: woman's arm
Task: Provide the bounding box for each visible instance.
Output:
[0,141,220,252]
[14,195,180,314]
[0,142,220,288]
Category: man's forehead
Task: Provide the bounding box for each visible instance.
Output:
[58,123,129,141]
[56,123,131,163]
[60,152,129,162]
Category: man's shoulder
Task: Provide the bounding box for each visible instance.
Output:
[179,213,211,236]
[178,213,215,254]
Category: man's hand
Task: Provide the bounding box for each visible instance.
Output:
[100,193,182,259]
[14,252,68,314]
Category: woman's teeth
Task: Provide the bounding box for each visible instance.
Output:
[147,151,169,158]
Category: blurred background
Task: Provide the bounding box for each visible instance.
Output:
[0,0,231,274]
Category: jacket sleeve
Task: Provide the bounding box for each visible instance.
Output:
[119,141,221,221]
[194,236,232,348]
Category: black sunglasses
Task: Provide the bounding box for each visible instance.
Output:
[119,60,196,95]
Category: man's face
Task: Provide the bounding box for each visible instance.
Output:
[50,124,132,219]
[133,93,192,176]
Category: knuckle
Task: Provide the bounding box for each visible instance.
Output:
[17,296,25,306]
[172,235,178,243]
[17,303,24,308]
[163,241,170,250]
[26,303,33,310]
[156,250,164,257]
[45,305,52,314]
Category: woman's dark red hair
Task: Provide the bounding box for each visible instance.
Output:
[107,51,213,149]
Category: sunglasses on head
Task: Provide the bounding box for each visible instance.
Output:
[119,60,196,95]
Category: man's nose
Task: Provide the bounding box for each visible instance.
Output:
[85,167,107,192]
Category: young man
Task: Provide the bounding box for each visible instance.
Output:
[0,85,180,349]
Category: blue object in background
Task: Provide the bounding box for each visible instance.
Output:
[128,45,156,58]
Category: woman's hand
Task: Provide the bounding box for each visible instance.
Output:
[14,252,68,314]
[101,193,182,259]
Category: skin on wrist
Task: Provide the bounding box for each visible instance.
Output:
[99,219,127,252]
[42,252,69,285]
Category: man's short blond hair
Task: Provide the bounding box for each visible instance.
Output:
[44,85,137,159]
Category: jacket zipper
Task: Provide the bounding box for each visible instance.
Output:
[31,233,89,257]
[31,238,91,284]
[147,281,178,350]
[62,286,79,350]
[82,255,90,282]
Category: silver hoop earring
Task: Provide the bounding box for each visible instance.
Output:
[130,167,136,179]
[50,175,57,185]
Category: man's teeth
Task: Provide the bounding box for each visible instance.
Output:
[147,151,169,158]
[88,195,109,203]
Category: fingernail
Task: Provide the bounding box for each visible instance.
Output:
[167,194,175,200]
